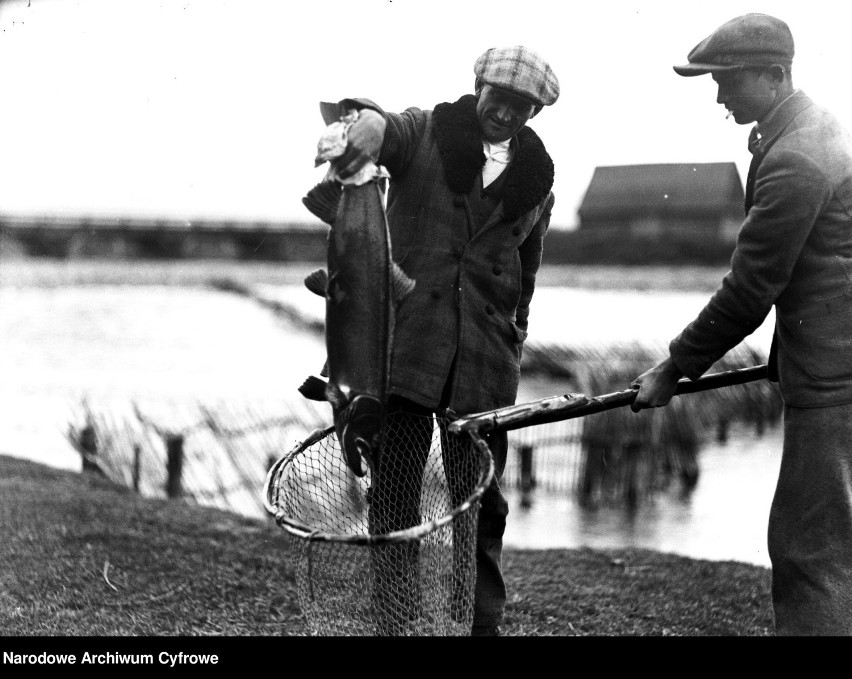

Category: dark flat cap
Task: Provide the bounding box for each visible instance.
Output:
[674,13,794,77]
[474,45,559,106]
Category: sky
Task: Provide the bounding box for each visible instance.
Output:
[2,0,851,229]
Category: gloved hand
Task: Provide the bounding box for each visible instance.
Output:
[334,108,386,180]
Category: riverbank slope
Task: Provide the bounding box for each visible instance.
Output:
[0,453,773,637]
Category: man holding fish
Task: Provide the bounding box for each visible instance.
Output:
[631,14,852,635]
[325,45,560,636]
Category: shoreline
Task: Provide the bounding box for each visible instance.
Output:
[0,258,731,292]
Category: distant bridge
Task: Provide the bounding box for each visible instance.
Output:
[0,213,329,261]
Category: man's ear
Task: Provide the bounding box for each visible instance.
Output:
[474,77,484,97]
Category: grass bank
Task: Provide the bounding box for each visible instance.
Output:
[0,454,773,637]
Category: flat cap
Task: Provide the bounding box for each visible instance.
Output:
[474,45,559,106]
[674,13,794,77]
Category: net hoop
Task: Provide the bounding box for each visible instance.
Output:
[262,423,494,546]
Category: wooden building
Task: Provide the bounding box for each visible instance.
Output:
[577,162,745,245]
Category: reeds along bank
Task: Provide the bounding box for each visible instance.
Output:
[67,341,781,515]
[526,341,782,508]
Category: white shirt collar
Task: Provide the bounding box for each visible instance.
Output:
[483,139,512,162]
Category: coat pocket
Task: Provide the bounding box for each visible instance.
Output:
[786,303,852,382]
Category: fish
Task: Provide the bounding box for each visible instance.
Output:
[299,103,415,478]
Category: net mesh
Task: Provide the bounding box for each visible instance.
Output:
[264,412,491,636]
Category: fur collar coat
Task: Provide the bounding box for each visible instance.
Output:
[352,93,556,414]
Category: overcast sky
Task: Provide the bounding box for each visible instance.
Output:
[1,0,851,228]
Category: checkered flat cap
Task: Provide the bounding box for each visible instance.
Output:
[474,45,559,107]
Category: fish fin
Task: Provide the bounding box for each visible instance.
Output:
[298,375,328,402]
[319,101,342,126]
[304,268,328,297]
[302,180,342,225]
[391,262,416,303]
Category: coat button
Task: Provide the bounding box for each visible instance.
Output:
[485,304,495,315]
[431,289,442,300]
[453,196,465,207]
[512,226,522,236]
[492,265,502,276]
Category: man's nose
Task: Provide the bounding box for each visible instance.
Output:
[494,104,513,123]
[716,85,727,106]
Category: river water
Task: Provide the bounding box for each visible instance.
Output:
[502,423,780,567]
[0,262,781,567]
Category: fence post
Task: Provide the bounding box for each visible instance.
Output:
[520,444,535,508]
[165,434,185,499]
[133,444,141,493]
[716,417,729,443]
[79,424,99,474]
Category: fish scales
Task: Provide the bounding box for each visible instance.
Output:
[324,178,395,475]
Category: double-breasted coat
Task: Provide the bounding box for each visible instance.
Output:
[347,94,555,416]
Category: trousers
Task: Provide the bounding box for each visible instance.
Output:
[367,395,509,632]
[768,401,852,635]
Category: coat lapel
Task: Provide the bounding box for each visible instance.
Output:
[745,91,814,213]
[432,94,555,222]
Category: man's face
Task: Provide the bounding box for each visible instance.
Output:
[476,84,537,143]
[712,68,778,125]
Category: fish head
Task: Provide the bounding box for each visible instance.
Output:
[333,393,384,478]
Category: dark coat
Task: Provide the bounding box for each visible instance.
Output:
[670,91,852,407]
[350,94,555,415]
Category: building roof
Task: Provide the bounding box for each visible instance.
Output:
[578,162,744,218]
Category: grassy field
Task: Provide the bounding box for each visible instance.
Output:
[0,454,774,639]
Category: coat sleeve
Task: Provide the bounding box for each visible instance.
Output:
[670,147,833,379]
[515,192,555,334]
[378,108,429,179]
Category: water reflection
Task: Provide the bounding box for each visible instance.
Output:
[503,422,781,567]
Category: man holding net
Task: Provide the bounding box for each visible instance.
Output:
[630,14,852,635]
[332,46,559,636]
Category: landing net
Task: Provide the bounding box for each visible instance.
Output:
[263,412,494,636]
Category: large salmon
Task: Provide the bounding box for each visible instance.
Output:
[300,104,414,478]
